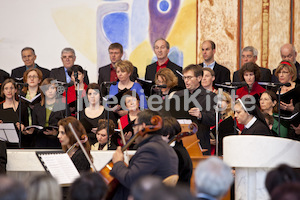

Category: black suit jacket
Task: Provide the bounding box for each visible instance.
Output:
[272,61,300,84]
[97,64,139,85]
[0,69,9,84]
[50,66,89,85]
[11,64,50,81]
[200,62,231,85]
[175,86,216,155]
[233,66,271,82]
[145,60,185,89]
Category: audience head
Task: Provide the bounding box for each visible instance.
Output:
[57,117,91,157]
[69,172,107,200]
[108,43,123,64]
[123,90,140,112]
[154,38,170,61]
[265,164,300,195]
[239,62,261,85]
[1,78,17,99]
[61,47,76,69]
[241,46,258,66]
[86,83,101,105]
[201,68,215,90]
[69,65,85,84]
[275,60,297,83]
[260,90,277,114]
[26,174,61,200]
[155,68,178,92]
[195,156,233,199]
[271,182,300,200]
[160,117,181,142]
[280,44,297,63]
[202,40,216,63]
[115,60,134,82]
[39,78,57,106]
[143,185,194,200]
[0,175,27,200]
[129,175,163,200]
[21,47,36,68]
[96,119,115,146]
[182,64,203,92]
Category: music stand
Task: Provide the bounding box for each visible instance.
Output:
[0,123,19,144]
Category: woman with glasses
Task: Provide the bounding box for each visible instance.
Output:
[154,68,180,98]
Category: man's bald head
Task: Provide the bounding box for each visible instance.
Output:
[280,44,297,63]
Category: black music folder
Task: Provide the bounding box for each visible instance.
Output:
[20,93,41,105]
[106,88,129,108]
[36,151,80,186]
[274,112,300,127]
[0,108,18,123]
[24,125,58,132]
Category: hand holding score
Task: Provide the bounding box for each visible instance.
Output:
[112,146,124,164]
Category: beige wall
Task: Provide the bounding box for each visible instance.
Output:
[197,0,299,80]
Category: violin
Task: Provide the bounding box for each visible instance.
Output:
[100,115,163,200]
[167,123,198,144]
[66,134,88,155]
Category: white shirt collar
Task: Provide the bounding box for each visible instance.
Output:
[245,116,257,129]
[203,61,216,70]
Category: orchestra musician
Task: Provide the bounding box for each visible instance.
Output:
[110,110,178,200]
[57,116,92,172]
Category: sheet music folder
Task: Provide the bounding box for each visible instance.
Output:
[0,123,19,143]
[36,151,80,186]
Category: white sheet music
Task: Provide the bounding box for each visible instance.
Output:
[38,153,80,185]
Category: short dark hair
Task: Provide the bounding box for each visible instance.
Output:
[68,65,84,76]
[137,110,162,135]
[108,43,123,54]
[21,47,35,55]
[204,40,216,50]
[130,176,163,200]
[182,64,203,77]
[97,119,115,137]
[239,62,261,82]
[69,172,107,200]
[161,117,181,138]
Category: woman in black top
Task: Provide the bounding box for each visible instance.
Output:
[79,83,116,145]
[57,116,92,172]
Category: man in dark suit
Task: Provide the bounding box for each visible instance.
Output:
[98,43,138,86]
[174,64,216,155]
[0,70,9,84]
[233,46,271,82]
[272,44,300,84]
[194,157,233,200]
[145,38,184,89]
[50,48,89,84]
[199,40,231,86]
[11,47,50,81]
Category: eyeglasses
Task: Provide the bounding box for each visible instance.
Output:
[281,54,293,59]
[278,71,290,75]
[183,76,195,80]
[28,75,39,79]
[62,56,74,60]
[241,55,254,59]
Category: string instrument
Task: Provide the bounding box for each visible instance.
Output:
[167,122,198,145]
[100,115,163,200]
[66,134,88,155]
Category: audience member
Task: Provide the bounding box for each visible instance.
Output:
[26,174,62,200]
[69,172,107,200]
[143,185,195,200]
[79,83,116,144]
[234,97,272,135]
[194,156,233,200]
[272,44,300,84]
[174,64,216,155]
[0,175,27,200]
[98,43,138,88]
[233,46,271,82]
[91,119,117,150]
[201,68,217,93]
[58,116,92,172]
[110,110,178,200]
[200,40,231,86]
[271,182,300,200]
[154,68,180,97]
[31,78,66,148]
[128,175,163,200]
[50,47,89,84]
[265,164,300,196]
[160,117,193,187]
[11,47,50,81]
[236,62,266,99]
[145,38,184,88]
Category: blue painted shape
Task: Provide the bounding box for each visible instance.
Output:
[102,12,129,49]
[159,0,170,12]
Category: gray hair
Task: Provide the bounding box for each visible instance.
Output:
[195,157,233,198]
[242,46,258,57]
[61,47,76,57]
[154,38,170,49]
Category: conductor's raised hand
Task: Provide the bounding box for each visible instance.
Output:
[188,107,202,119]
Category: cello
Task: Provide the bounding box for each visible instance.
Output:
[167,122,198,144]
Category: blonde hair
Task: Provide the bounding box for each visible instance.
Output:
[275,60,297,82]
[115,60,134,74]
[155,68,178,88]
[220,91,234,118]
